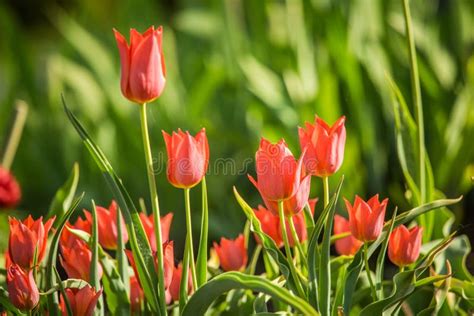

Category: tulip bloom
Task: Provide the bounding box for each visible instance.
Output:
[345,195,388,242]
[0,167,21,209]
[7,264,39,311]
[60,214,92,249]
[139,212,174,252]
[213,234,247,272]
[168,263,193,302]
[388,225,423,267]
[254,205,283,247]
[162,129,209,189]
[333,215,362,256]
[60,239,103,282]
[8,215,55,270]
[114,26,166,104]
[130,275,144,314]
[298,116,346,177]
[59,285,102,316]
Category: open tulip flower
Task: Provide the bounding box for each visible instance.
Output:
[60,239,103,282]
[7,264,39,311]
[345,194,388,242]
[59,285,103,316]
[213,234,248,272]
[0,166,21,209]
[388,225,423,267]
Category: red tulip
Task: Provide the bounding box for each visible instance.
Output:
[213,234,247,272]
[0,167,21,209]
[388,225,423,267]
[168,263,193,302]
[298,115,346,177]
[345,194,388,242]
[60,239,103,282]
[333,215,363,256]
[249,138,308,204]
[60,214,92,249]
[114,26,166,104]
[284,212,307,247]
[308,198,318,216]
[130,275,144,314]
[7,264,39,311]
[8,215,55,270]
[59,285,102,316]
[253,205,283,247]
[88,201,128,250]
[139,212,173,252]
[162,129,209,189]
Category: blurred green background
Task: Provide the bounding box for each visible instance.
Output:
[0,0,473,258]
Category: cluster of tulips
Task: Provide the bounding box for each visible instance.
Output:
[0,25,463,316]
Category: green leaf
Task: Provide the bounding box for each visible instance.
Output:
[47,162,79,223]
[196,177,209,287]
[89,200,103,316]
[182,272,318,316]
[41,277,89,296]
[63,97,160,312]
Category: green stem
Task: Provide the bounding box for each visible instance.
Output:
[322,177,330,208]
[184,188,198,289]
[363,243,377,300]
[247,244,262,275]
[1,100,28,170]
[179,238,190,311]
[139,103,166,316]
[400,266,405,273]
[402,0,425,204]
[278,201,305,298]
[288,215,307,264]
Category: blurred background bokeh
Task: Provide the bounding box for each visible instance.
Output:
[0,0,473,260]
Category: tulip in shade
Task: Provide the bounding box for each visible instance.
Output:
[114,26,166,104]
[86,201,128,250]
[130,275,144,314]
[213,234,248,272]
[60,239,103,282]
[0,167,21,209]
[388,225,423,267]
[253,205,283,247]
[298,115,346,177]
[168,263,193,302]
[59,285,102,316]
[345,194,388,242]
[7,264,39,311]
[333,215,363,256]
[8,215,55,270]
[139,212,174,252]
[162,129,209,189]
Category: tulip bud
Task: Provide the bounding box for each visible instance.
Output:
[162,129,209,189]
[0,166,21,209]
[388,225,423,267]
[253,205,283,247]
[213,234,248,272]
[139,212,174,252]
[60,239,103,282]
[298,115,346,177]
[8,215,55,270]
[168,263,193,302]
[7,264,39,311]
[333,215,363,256]
[114,27,166,104]
[345,194,387,242]
[60,285,102,316]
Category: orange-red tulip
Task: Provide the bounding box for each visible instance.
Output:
[249,138,307,202]
[0,167,21,209]
[60,239,103,282]
[162,129,209,189]
[114,26,166,104]
[60,214,92,249]
[130,275,144,314]
[168,263,193,302]
[59,285,102,316]
[86,201,128,250]
[7,264,39,311]
[213,234,247,272]
[298,116,346,177]
[139,212,173,252]
[253,205,283,247]
[333,215,362,256]
[388,225,423,267]
[8,215,55,270]
[345,194,387,242]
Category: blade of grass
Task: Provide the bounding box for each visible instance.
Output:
[196,177,209,288]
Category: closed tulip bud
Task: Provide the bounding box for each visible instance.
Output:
[333,215,362,256]
[388,225,423,267]
[114,26,166,104]
[60,285,102,316]
[7,264,39,311]
[162,129,209,189]
[253,205,283,247]
[345,195,388,242]
[130,275,144,314]
[0,167,21,209]
[139,212,173,252]
[298,116,346,177]
[168,263,193,302]
[8,215,55,270]
[60,239,103,282]
[213,234,248,272]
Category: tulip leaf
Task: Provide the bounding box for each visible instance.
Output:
[181,272,319,316]
[63,97,161,313]
[89,200,103,316]
[100,250,130,316]
[46,192,84,316]
[41,277,89,296]
[196,177,209,288]
[54,268,74,316]
[47,162,80,223]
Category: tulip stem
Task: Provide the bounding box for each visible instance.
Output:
[288,215,307,264]
[363,243,377,300]
[179,236,190,311]
[322,177,329,208]
[1,100,28,170]
[278,201,305,298]
[184,188,198,290]
[139,103,166,316]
